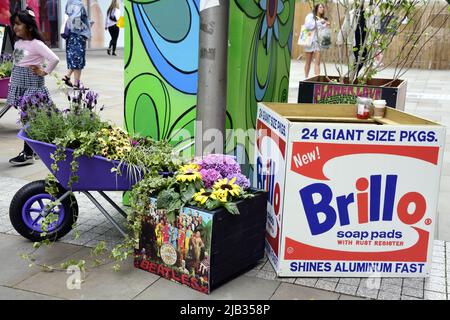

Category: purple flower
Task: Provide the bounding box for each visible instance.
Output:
[130,139,139,147]
[195,154,241,177]
[86,91,98,102]
[199,168,222,188]
[227,173,251,189]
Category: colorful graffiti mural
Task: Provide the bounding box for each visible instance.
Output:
[124,0,295,170]
[124,0,199,151]
[226,0,294,174]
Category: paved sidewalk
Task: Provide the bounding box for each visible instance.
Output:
[0,175,448,300]
[0,51,449,300]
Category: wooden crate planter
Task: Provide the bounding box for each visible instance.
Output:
[134,191,268,294]
[298,76,407,110]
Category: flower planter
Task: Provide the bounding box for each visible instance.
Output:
[134,190,268,294]
[298,76,407,110]
[0,76,9,99]
[18,129,138,191]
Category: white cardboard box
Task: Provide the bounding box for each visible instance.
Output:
[254,102,446,277]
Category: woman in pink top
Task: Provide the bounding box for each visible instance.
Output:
[7,8,59,166]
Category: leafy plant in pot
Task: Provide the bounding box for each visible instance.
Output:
[298,0,449,109]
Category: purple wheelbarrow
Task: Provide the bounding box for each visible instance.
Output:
[0,77,12,119]
[9,129,141,242]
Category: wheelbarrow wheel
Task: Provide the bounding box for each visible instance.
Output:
[9,180,78,242]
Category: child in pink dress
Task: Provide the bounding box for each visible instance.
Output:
[7,8,59,166]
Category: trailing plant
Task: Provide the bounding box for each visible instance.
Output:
[18,90,255,275]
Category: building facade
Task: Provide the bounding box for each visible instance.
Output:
[1,0,124,49]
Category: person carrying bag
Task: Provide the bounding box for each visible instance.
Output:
[300,4,330,78]
[298,24,314,47]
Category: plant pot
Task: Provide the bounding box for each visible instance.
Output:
[0,77,10,99]
[134,190,268,294]
[18,129,139,191]
[298,76,407,110]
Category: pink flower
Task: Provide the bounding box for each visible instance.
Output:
[199,168,222,188]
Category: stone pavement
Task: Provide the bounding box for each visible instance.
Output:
[0,51,449,300]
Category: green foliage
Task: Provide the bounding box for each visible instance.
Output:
[0,60,13,78]
[117,137,184,183]
[157,188,182,213]
[0,54,13,78]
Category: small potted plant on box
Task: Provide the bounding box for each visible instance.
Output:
[131,154,267,294]
[297,0,449,109]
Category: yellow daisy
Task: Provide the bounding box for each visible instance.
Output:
[179,163,200,173]
[176,170,202,183]
[193,189,216,205]
[212,189,228,203]
[213,177,241,197]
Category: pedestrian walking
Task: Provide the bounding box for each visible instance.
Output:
[105,0,120,56]
[7,7,59,166]
[302,3,330,78]
[62,0,91,89]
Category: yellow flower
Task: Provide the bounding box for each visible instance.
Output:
[213,177,241,197]
[179,163,200,173]
[193,189,214,205]
[176,171,202,183]
[212,189,228,203]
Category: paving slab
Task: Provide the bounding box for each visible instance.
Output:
[0,285,62,300]
[294,278,318,287]
[379,283,402,294]
[334,283,358,296]
[356,286,379,299]
[402,278,425,289]
[0,233,83,287]
[14,247,159,300]
[401,286,424,299]
[377,291,401,300]
[135,275,281,300]
[424,291,447,300]
[338,278,361,286]
[338,294,369,300]
[270,283,340,300]
[256,270,277,281]
[401,295,421,300]
[314,279,338,292]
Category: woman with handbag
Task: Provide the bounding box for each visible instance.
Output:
[105,0,120,56]
[62,0,91,88]
[302,3,330,78]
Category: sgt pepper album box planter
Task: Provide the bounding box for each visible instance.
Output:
[134,191,267,293]
[255,102,445,277]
